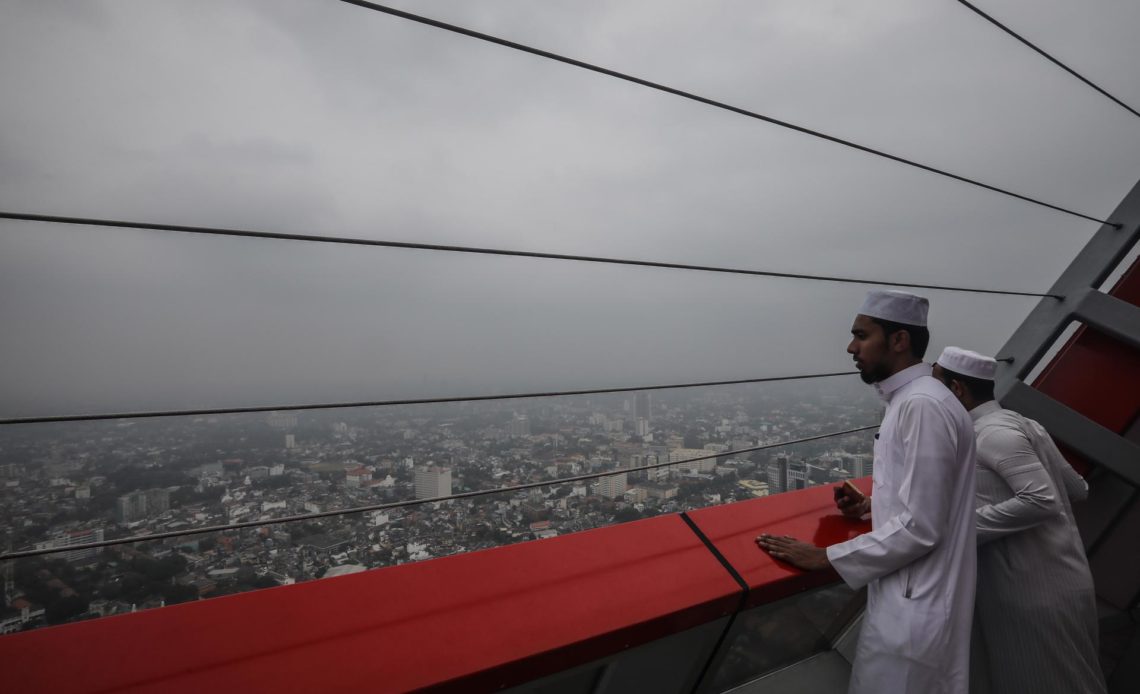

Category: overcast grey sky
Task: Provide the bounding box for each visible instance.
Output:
[1,0,1138,417]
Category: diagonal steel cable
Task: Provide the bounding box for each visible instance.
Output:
[335,0,1119,228]
[0,212,1062,300]
[957,0,1139,120]
[0,371,858,425]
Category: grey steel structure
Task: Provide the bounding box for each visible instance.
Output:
[995,177,1140,486]
[990,179,1140,694]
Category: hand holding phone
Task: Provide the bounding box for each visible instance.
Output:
[842,480,865,501]
[834,480,868,519]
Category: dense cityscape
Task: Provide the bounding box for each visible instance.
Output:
[0,378,879,633]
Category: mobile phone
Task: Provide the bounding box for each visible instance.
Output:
[842,479,866,501]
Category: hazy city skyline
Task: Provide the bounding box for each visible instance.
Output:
[1,379,880,632]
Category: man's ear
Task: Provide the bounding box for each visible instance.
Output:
[949,380,965,400]
[890,329,911,355]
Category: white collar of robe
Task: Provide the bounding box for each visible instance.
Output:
[873,362,932,403]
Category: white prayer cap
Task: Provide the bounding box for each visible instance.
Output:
[857,290,929,326]
[936,346,996,380]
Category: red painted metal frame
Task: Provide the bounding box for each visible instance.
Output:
[0,483,869,693]
[1033,258,1140,470]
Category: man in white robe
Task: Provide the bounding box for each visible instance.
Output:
[933,347,1105,694]
[757,290,977,694]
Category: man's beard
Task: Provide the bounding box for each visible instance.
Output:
[859,361,893,384]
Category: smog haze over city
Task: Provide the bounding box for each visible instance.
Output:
[2,0,1139,631]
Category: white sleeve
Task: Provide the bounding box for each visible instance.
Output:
[1029,420,1088,503]
[1057,461,1090,503]
[826,396,960,590]
[974,427,1062,544]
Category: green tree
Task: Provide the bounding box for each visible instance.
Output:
[45,595,88,624]
[613,507,642,523]
[162,583,200,605]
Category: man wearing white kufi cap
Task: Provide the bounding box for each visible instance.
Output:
[934,348,1105,694]
[758,290,977,694]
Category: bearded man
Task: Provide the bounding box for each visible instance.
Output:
[757,290,977,694]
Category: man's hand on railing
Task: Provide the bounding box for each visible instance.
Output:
[755,534,831,571]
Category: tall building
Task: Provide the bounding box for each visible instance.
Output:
[632,452,663,481]
[116,491,148,524]
[414,466,452,500]
[669,448,714,474]
[787,460,807,491]
[852,454,873,478]
[634,417,650,438]
[766,456,789,494]
[595,473,627,499]
[115,488,169,523]
[284,434,296,449]
[35,528,105,563]
[633,392,652,422]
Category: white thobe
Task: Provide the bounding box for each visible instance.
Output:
[969,401,1105,694]
[827,363,977,694]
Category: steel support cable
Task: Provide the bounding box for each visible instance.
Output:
[336,0,1119,229]
[0,424,879,561]
[0,212,1061,301]
[0,371,857,425]
[957,0,1140,120]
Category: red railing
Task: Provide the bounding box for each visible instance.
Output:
[0,481,871,693]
